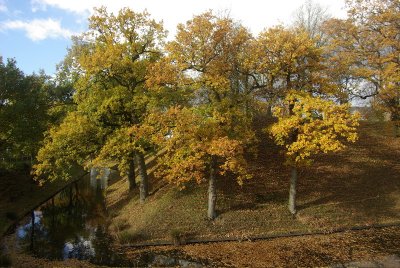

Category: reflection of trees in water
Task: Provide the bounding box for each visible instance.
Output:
[91,225,122,265]
[64,235,94,260]
[16,176,127,265]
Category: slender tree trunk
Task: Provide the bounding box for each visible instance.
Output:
[136,151,148,203]
[287,98,298,215]
[288,166,298,215]
[127,158,136,191]
[208,156,217,220]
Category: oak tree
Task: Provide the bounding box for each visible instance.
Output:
[147,12,256,219]
[269,91,359,214]
[247,26,337,105]
[325,0,400,135]
[34,7,166,202]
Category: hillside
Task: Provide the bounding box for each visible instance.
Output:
[104,119,400,245]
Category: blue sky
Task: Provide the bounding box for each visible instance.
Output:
[0,0,86,75]
[0,0,347,76]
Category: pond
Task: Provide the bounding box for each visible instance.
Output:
[10,169,205,267]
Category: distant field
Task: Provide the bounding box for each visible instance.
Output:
[105,119,400,244]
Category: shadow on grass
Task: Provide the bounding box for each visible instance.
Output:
[296,122,400,221]
[216,120,400,226]
[106,119,400,244]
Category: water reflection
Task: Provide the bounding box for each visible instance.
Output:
[13,169,206,267]
[90,167,110,190]
[14,170,131,266]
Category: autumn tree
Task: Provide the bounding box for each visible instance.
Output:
[247,25,337,106]
[348,0,400,136]
[34,7,166,202]
[34,112,104,184]
[324,0,400,136]
[246,22,360,215]
[269,92,359,214]
[147,11,256,219]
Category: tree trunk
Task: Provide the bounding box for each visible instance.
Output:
[288,166,298,215]
[127,158,136,191]
[287,97,298,216]
[208,156,217,220]
[136,151,149,203]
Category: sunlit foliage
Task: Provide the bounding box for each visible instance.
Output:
[269,91,360,166]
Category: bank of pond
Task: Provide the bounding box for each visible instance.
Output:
[3,171,205,267]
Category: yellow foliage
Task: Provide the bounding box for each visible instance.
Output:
[325,0,400,122]
[143,11,257,188]
[269,92,360,166]
[33,112,105,183]
[146,106,255,187]
[247,26,335,97]
[34,7,166,182]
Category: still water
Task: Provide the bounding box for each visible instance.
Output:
[12,169,205,267]
[14,169,132,266]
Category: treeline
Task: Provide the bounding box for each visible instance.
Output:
[0,59,73,171]
[5,0,397,219]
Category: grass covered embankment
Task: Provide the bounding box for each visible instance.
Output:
[105,119,400,245]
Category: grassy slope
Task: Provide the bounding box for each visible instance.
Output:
[106,119,400,244]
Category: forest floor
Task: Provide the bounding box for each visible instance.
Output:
[105,119,400,246]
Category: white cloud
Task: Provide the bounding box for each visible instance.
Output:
[30,0,112,15]
[1,18,75,41]
[0,0,8,13]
